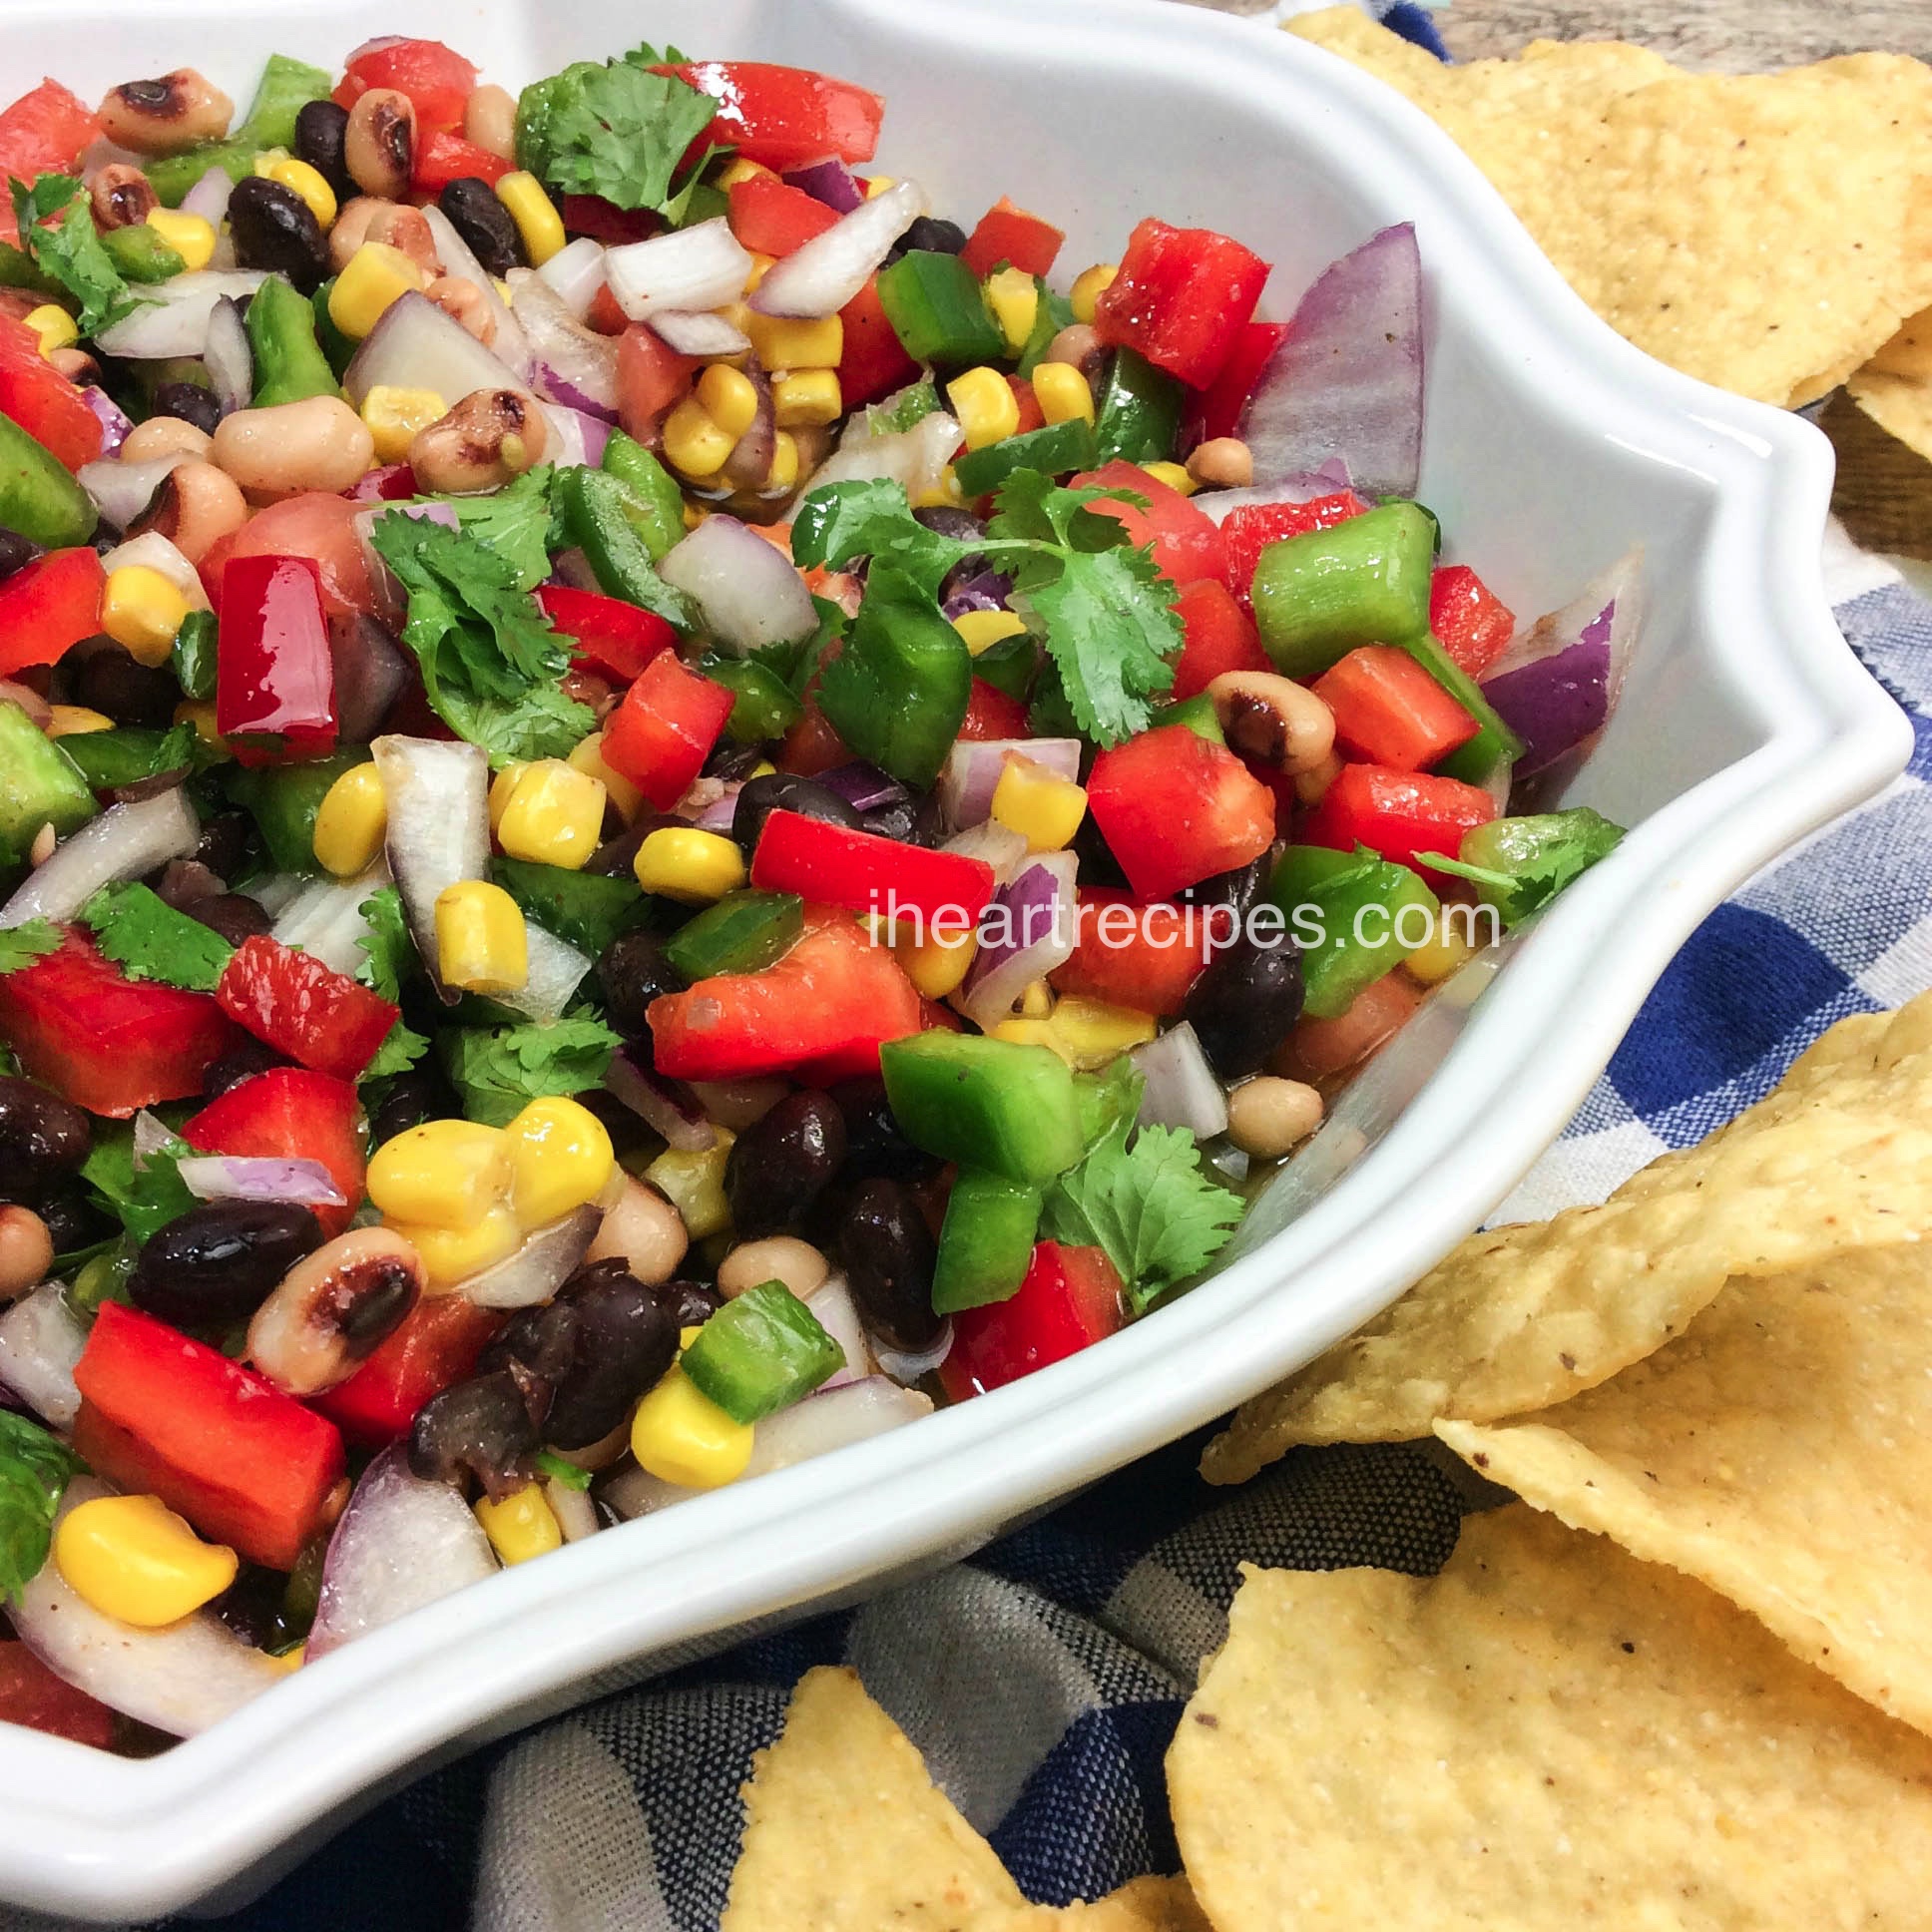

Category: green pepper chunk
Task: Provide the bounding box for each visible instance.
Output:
[1015,275,1076,378]
[1433,808,1626,926]
[663,890,803,982]
[57,724,198,794]
[933,1168,1045,1313]
[99,224,185,283]
[968,632,1036,704]
[1091,348,1183,467]
[246,274,336,407]
[0,413,95,548]
[875,250,1004,367]
[880,1033,1087,1185]
[1153,693,1225,745]
[702,656,804,743]
[679,1281,844,1423]
[0,242,62,299]
[0,703,94,869]
[953,417,1097,497]
[552,466,694,628]
[146,54,333,204]
[491,856,649,959]
[1270,843,1439,1020]
[310,279,359,379]
[601,430,687,563]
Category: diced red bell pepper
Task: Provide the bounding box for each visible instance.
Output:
[1007,375,1045,437]
[957,678,1030,742]
[214,935,399,1084]
[0,81,101,244]
[74,1303,347,1571]
[215,553,338,763]
[332,37,477,135]
[837,275,918,410]
[1072,459,1223,588]
[1169,578,1269,702]
[0,546,105,677]
[411,129,511,194]
[0,1641,116,1748]
[1312,646,1480,772]
[1300,761,1500,878]
[601,653,735,810]
[616,324,699,440]
[207,494,381,623]
[661,62,884,170]
[1219,492,1371,613]
[182,1066,366,1239]
[1087,724,1276,903]
[536,583,677,684]
[1183,319,1287,453]
[1430,563,1517,678]
[344,461,417,503]
[1093,218,1271,391]
[649,911,923,1081]
[312,1292,504,1445]
[939,1241,1125,1399]
[0,315,102,472]
[750,810,998,932]
[0,932,242,1118]
[959,197,1065,281]
[1049,887,1219,1017]
[562,196,660,246]
[726,173,839,256]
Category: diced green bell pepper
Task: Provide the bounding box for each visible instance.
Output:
[246,274,336,408]
[310,279,358,380]
[227,748,366,875]
[0,413,95,548]
[601,431,687,563]
[702,655,804,743]
[969,632,1036,703]
[875,250,1004,366]
[0,703,94,869]
[553,466,694,628]
[1091,348,1183,467]
[100,224,185,283]
[933,1168,1044,1313]
[1270,842,1438,1020]
[679,1280,843,1423]
[1153,693,1225,745]
[1015,276,1076,378]
[880,1032,1086,1185]
[663,890,802,983]
[491,856,648,959]
[1072,1057,1146,1153]
[171,610,218,703]
[953,417,1097,498]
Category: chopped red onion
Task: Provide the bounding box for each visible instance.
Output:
[78,452,190,530]
[548,547,602,593]
[130,1108,176,1171]
[534,236,609,320]
[460,1204,602,1308]
[205,295,251,416]
[650,308,750,358]
[1130,1023,1228,1140]
[941,568,1014,620]
[178,1156,348,1208]
[342,290,519,412]
[495,925,593,1025]
[178,166,235,231]
[327,613,409,745]
[938,736,1080,831]
[77,382,133,456]
[802,407,962,501]
[804,1273,871,1389]
[509,269,619,419]
[959,852,1077,1029]
[370,735,490,994]
[659,514,817,654]
[873,1320,953,1386]
[606,1050,717,1151]
[815,761,909,814]
[605,219,752,321]
[421,205,531,381]
[93,270,265,359]
[542,402,611,469]
[0,1285,85,1428]
[750,180,927,320]
[0,786,199,929]
[942,819,1030,886]
[693,785,743,833]
[783,158,864,213]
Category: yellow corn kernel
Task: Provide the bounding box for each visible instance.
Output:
[396,1206,522,1287]
[946,365,1021,452]
[264,1645,305,1673]
[741,250,776,294]
[1070,262,1118,324]
[749,760,776,778]
[990,755,1088,852]
[435,879,529,994]
[311,762,388,877]
[983,265,1039,357]
[569,730,643,823]
[1031,360,1095,426]
[717,157,775,189]
[173,700,222,744]
[989,1017,1063,1055]
[864,175,896,199]
[145,208,215,272]
[743,310,843,372]
[487,760,530,835]
[1021,978,1056,1020]
[1050,996,1158,1070]
[328,242,428,339]
[770,369,841,429]
[896,924,976,1000]
[634,826,747,904]
[100,566,191,667]
[22,304,76,357]
[645,1134,733,1241]
[1143,460,1197,497]
[254,154,338,230]
[54,1494,238,1629]
[697,363,760,438]
[494,171,566,266]
[631,1365,754,1488]
[504,1095,616,1227]
[45,705,115,737]
[495,758,608,871]
[367,1118,511,1229]
[662,396,735,479]
[911,465,962,510]
[766,430,799,495]
[951,608,1028,656]
[475,1483,563,1566]
[360,384,447,464]
[1403,916,1476,986]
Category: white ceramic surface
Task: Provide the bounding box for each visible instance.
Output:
[0,0,1910,1915]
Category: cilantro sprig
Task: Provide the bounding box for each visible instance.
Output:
[0,1412,83,1605]
[0,922,61,976]
[80,882,234,993]
[441,1016,622,1128]
[7,175,138,335]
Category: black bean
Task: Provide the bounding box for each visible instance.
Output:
[200,1038,288,1100]
[596,930,684,1040]
[60,635,179,726]
[657,1277,722,1329]
[228,177,328,290]
[438,177,524,277]
[292,100,354,208]
[586,812,682,880]
[184,891,274,948]
[151,857,224,910]
[838,1178,941,1351]
[366,1064,459,1148]
[152,380,223,436]
[193,809,254,883]
[884,218,968,267]
[129,1200,325,1330]
[32,1187,111,1256]
[829,1078,934,1184]
[725,1091,846,1238]
[703,739,766,782]
[1182,933,1304,1080]
[731,772,862,854]
[1176,854,1270,923]
[0,528,42,587]
[407,1369,538,1497]
[0,1077,91,1201]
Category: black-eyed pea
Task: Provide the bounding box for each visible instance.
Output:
[130,460,248,567]
[0,1205,56,1301]
[426,275,496,346]
[1225,1077,1325,1162]
[98,70,234,155]
[246,1226,424,1396]
[88,162,159,231]
[407,388,547,494]
[211,396,375,501]
[1207,670,1336,776]
[119,416,212,465]
[463,84,518,161]
[717,1235,831,1301]
[345,88,417,200]
[1186,437,1254,490]
[585,1177,689,1284]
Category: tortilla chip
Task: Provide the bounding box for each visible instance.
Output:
[966,1876,1211,1930]
[1850,364,1932,463]
[1169,1507,1932,1931]
[1868,306,1932,381]
[722,1666,1024,1931]
[1203,998,1932,1483]
[1287,10,1932,407]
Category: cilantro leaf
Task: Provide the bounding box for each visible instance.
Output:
[437,682,598,766]
[361,1021,428,1081]
[1043,1121,1242,1314]
[81,882,234,993]
[355,885,415,1000]
[0,922,61,975]
[432,467,556,592]
[790,478,969,598]
[515,53,720,217]
[441,1016,622,1127]
[82,1119,199,1245]
[0,1412,82,1605]
[7,175,137,335]
[1424,808,1625,926]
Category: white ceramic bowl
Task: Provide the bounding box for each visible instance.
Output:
[1,0,1909,1915]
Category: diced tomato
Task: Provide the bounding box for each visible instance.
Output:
[616,324,699,440]
[561,196,660,246]
[661,62,884,170]
[1072,459,1224,588]
[0,315,101,471]
[312,1292,504,1445]
[837,275,918,410]
[1312,646,1480,772]
[957,679,1030,742]
[1168,578,1269,702]
[536,584,677,683]
[726,173,839,256]
[214,935,399,1083]
[1430,563,1517,678]
[204,493,381,622]
[181,1067,366,1239]
[1183,319,1287,453]
[0,82,101,243]
[1093,218,1270,391]
[411,129,510,194]
[1007,375,1045,437]
[344,461,417,503]
[774,699,851,777]
[1300,762,1499,879]
[333,37,477,136]
[75,1304,346,1572]
[1275,969,1425,1084]
[940,1242,1125,1399]
[1049,886,1219,1017]
[649,911,923,1081]
[958,197,1064,281]
[750,810,999,931]
[0,1642,115,1748]
[0,933,242,1118]
[584,284,629,336]
[601,653,735,809]
[0,547,104,678]
[1219,493,1370,613]
[216,553,338,763]
[1087,724,1276,903]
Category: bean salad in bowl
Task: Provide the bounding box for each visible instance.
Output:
[0,32,1633,1748]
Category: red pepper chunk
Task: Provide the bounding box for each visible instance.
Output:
[939,1242,1125,1399]
[959,197,1065,280]
[957,679,1030,742]
[536,584,677,684]
[750,810,998,932]
[1072,460,1224,588]
[1093,218,1271,391]
[1050,888,1219,1018]
[1311,646,1480,772]
[1429,563,1517,678]
[0,932,242,1118]
[1087,724,1276,903]
[216,553,337,763]
[313,1293,505,1446]
[0,314,102,471]
[215,935,400,1083]
[1219,493,1370,614]
[1183,319,1287,453]
[1300,762,1500,879]
[73,1303,346,1572]
[726,173,839,256]
[836,276,918,411]
[412,129,511,193]
[661,62,885,170]
[1169,579,1269,702]
[602,653,734,809]
[332,37,477,135]
[182,1067,366,1239]
[0,547,105,677]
